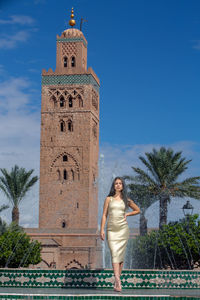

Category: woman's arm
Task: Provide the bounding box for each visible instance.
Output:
[100,197,110,241]
[125,199,140,220]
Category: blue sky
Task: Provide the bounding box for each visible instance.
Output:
[1,0,200,144]
[1,0,200,227]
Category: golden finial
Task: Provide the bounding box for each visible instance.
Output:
[69,7,76,27]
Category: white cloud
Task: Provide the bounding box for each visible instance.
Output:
[0,75,200,229]
[0,30,30,49]
[0,14,37,49]
[192,40,200,50]
[98,141,200,228]
[28,68,40,74]
[0,15,35,25]
[0,64,5,76]
[0,75,40,228]
[0,77,30,111]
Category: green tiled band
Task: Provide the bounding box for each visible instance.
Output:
[42,74,99,93]
[0,296,198,300]
[57,37,87,48]
[0,269,200,290]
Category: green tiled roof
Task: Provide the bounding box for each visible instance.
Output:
[57,37,87,48]
[42,74,99,93]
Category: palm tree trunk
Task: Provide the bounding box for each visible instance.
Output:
[159,194,169,229]
[12,206,19,224]
[140,211,147,236]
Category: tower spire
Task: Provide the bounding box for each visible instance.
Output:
[69,7,76,27]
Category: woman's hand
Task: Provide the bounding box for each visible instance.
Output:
[124,213,128,222]
[100,230,105,241]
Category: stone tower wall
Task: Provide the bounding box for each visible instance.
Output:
[32,26,103,269]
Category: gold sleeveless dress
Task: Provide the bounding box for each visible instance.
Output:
[107,197,129,263]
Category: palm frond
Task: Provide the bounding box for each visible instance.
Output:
[0,204,9,213]
[128,148,200,210]
[179,176,200,186]
[132,167,157,186]
[138,156,159,182]
[0,165,38,208]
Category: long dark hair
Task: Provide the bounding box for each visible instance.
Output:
[107,176,129,209]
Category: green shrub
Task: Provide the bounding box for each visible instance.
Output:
[130,214,200,269]
[0,229,42,268]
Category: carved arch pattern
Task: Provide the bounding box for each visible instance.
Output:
[65,259,84,270]
[50,152,79,171]
[50,152,80,181]
[59,115,73,132]
[41,259,50,268]
[48,88,84,109]
[92,89,98,110]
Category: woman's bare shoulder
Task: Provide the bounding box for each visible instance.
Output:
[104,196,112,203]
[127,198,135,204]
[102,197,111,209]
[105,196,111,201]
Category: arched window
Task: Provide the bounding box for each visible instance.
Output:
[63,169,67,180]
[63,155,68,162]
[69,96,73,108]
[71,169,74,181]
[57,170,61,181]
[78,95,83,107]
[68,120,73,132]
[92,96,98,110]
[60,121,65,132]
[93,125,97,138]
[63,56,68,68]
[62,220,66,228]
[71,56,76,67]
[60,96,65,107]
[51,95,57,108]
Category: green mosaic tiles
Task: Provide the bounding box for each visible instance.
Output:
[0,270,200,290]
[63,269,200,290]
[0,296,199,300]
[42,74,99,93]
[57,38,87,48]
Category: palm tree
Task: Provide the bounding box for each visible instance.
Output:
[0,165,38,225]
[130,147,200,229]
[124,177,157,235]
[0,204,9,234]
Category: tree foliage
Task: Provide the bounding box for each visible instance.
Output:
[130,214,200,269]
[0,204,9,235]
[130,147,200,228]
[123,177,157,235]
[0,165,38,224]
[0,227,42,268]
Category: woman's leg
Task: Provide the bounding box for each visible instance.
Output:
[112,262,121,291]
[119,261,123,276]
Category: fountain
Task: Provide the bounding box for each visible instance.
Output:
[0,156,200,299]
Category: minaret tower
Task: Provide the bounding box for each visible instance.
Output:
[36,9,101,269]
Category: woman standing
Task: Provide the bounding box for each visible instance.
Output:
[100,177,140,292]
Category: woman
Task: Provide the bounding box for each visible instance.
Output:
[100,177,140,292]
